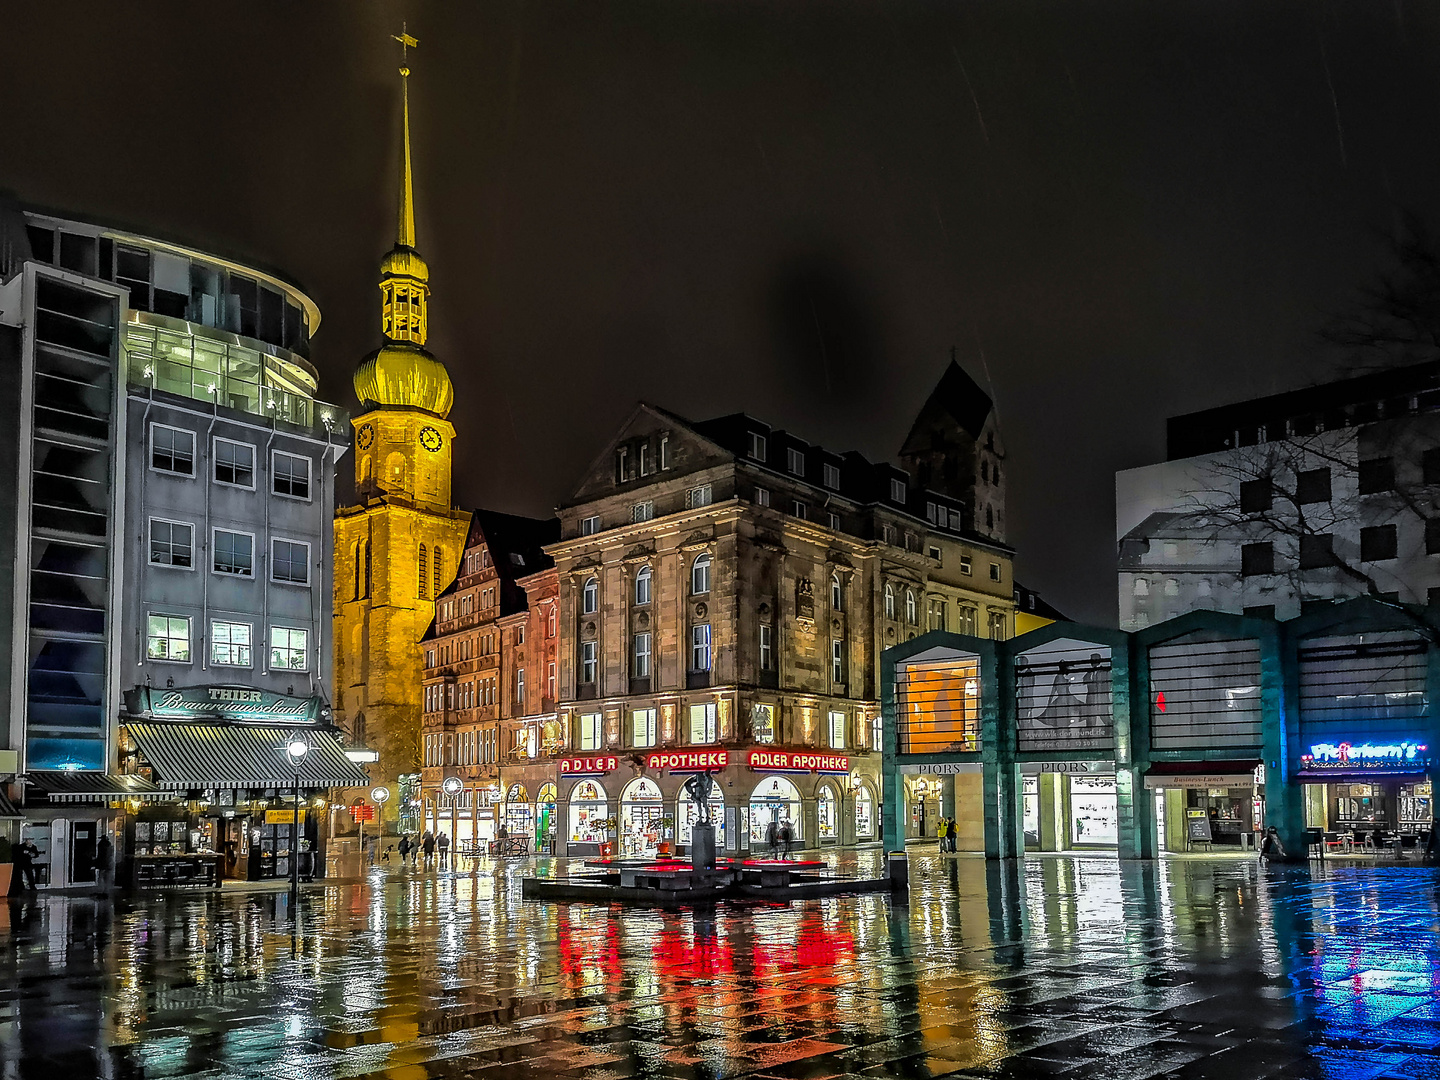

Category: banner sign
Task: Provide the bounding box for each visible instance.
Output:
[126,685,322,724]
[266,809,306,825]
[1143,773,1254,790]
[1020,760,1115,775]
[558,755,618,775]
[647,750,729,772]
[899,762,982,775]
[1302,741,1430,772]
[349,801,375,823]
[744,749,850,774]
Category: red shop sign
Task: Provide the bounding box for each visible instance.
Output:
[744,749,850,774]
[646,750,730,772]
[349,800,376,822]
[559,755,618,775]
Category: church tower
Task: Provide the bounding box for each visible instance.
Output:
[334,31,470,803]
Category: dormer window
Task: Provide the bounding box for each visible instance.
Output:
[748,432,766,461]
[615,446,629,483]
[823,463,841,489]
[787,448,805,476]
[890,477,906,503]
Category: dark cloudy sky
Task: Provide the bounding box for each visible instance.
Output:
[6,2,1440,624]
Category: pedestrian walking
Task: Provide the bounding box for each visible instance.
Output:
[14,839,38,891]
[437,831,450,868]
[765,818,779,859]
[382,844,393,864]
[1260,826,1287,862]
[422,831,436,868]
[397,834,411,867]
[95,833,113,894]
[780,819,794,860]
[937,817,949,854]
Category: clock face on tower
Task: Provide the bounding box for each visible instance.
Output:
[419,426,443,453]
[357,423,375,449]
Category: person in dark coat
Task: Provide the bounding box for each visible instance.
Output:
[95,834,114,893]
[13,839,36,891]
[1259,826,1286,862]
[397,834,412,867]
[779,819,794,860]
[421,832,436,868]
[765,819,779,859]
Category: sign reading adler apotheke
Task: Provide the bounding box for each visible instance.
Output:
[743,749,850,774]
[126,685,321,723]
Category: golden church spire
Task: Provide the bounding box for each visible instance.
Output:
[352,24,454,419]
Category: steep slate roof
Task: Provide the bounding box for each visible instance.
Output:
[1013,581,1069,622]
[422,510,559,642]
[899,360,995,452]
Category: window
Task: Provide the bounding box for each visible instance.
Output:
[213,438,255,488]
[959,555,972,576]
[871,713,883,751]
[150,424,195,476]
[582,576,598,614]
[579,712,602,751]
[889,477,906,502]
[633,632,651,678]
[270,626,309,670]
[211,620,252,667]
[1298,533,1334,570]
[271,539,310,585]
[831,639,845,684]
[905,589,918,625]
[989,562,1002,582]
[616,446,629,483]
[791,501,807,520]
[1241,542,1274,576]
[418,545,429,599]
[580,641,598,683]
[828,710,845,749]
[828,512,841,531]
[1358,457,1395,495]
[748,432,767,461]
[580,516,600,536]
[787,447,805,475]
[272,451,311,499]
[631,500,655,523]
[691,624,712,671]
[548,662,557,700]
[1134,577,1150,597]
[755,487,771,508]
[753,704,775,744]
[517,624,525,644]
[988,610,1009,641]
[1240,479,1272,513]
[634,566,652,605]
[548,606,558,637]
[957,606,978,636]
[632,708,657,748]
[516,668,525,705]
[881,523,897,545]
[1361,524,1397,562]
[149,519,193,568]
[213,529,254,577]
[660,434,670,469]
[1296,468,1331,504]
[830,574,843,611]
[928,545,942,561]
[639,443,650,476]
[686,485,712,509]
[823,463,841,489]
[759,624,774,670]
[1164,578,1179,596]
[689,702,717,744]
[146,615,191,662]
[691,553,711,595]
[928,599,947,632]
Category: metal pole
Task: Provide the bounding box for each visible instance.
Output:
[291,770,300,914]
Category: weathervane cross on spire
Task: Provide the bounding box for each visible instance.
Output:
[392,23,418,77]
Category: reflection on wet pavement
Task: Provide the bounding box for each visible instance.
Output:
[2,850,1438,1079]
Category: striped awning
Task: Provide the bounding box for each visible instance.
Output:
[125,724,370,789]
[0,788,20,817]
[25,771,169,804]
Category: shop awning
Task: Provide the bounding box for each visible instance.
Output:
[1143,760,1262,790]
[0,788,19,817]
[1296,769,1429,784]
[24,771,169,804]
[125,724,370,789]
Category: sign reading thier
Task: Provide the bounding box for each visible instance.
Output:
[558,756,618,775]
[647,750,729,772]
[744,749,850,774]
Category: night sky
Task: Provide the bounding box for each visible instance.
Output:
[7,3,1440,625]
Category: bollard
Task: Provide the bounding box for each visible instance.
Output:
[887,850,909,895]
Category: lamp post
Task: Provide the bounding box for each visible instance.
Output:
[441,776,463,868]
[286,738,309,922]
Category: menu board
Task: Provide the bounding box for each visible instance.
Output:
[1185,807,1213,842]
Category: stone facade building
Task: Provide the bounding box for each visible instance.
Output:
[543,363,1015,857]
[418,512,557,848]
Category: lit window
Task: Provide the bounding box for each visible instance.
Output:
[632,708,658,748]
[828,710,845,749]
[146,614,191,662]
[271,539,310,585]
[270,626,309,670]
[689,702,717,744]
[211,620,252,667]
[691,624,712,672]
[149,518,193,568]
[691,553,711,595]
[213,438,255,488]
[579,712,602,751]
[213,529,254,577]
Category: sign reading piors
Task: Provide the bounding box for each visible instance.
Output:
[744,749,850,774]
[647,750,729,772]
[558,756,618,775]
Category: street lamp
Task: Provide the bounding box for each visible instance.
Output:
[286,738,309,920]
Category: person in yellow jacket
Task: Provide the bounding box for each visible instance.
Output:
[937,817,949,853]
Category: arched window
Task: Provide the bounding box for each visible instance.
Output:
[418,544,429,599]
[830,573,843,611]
[691,553,711,596]
[362,538,372,598]
[884,583,895,619]
[905,589,917,625]
[353,540,363,600]
[582,576,598,614]
[634,566,652,606]
[434,546,444,596]
[1133,578,1150,598]
[359,455,373,484]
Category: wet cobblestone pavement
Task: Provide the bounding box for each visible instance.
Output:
[2,851,1439,1079]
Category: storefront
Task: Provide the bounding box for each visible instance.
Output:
[16,771,168,889]
[853,777,877,842]
[1300,740,1432,843]
[1143,761,1263,851]
[504,783,533,839]
[536,782,558,852]
[619,777,664,856]
[750,775,803,847]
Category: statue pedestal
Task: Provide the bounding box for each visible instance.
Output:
[690,823,716,870]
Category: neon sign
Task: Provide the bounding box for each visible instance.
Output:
[1302,741,1429,770]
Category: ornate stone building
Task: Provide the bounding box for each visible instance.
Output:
[418,512,558,848]
[543,363,1015,857]
[333,53,469,806]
